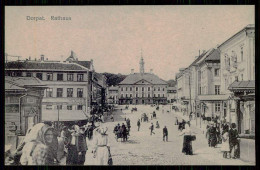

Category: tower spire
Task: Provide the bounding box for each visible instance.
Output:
[139,49,145,74]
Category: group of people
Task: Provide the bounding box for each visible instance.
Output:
[206,120,240,159]
[113,122,129,142]
[7,120,113,165]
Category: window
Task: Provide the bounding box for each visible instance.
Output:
[148,87,150,91]
[46,105,52,110]
[121,94,124,98]
[77,105,83,110]
[46,88,53,97]
[163,94,164,97]
[67,105,72,110]
[57,88,63,97]
[215,103,221,112]
[77,74,83,81]
[67,88,73,97]
[148,94,150,98]
[77,88,83,98]
[154,88,156,91]
[121,88,123,91]
[130,87,132,91]
[142,93,144,98]
[241,74,243,81]
[57,73,63,81]
[158,94,160,97]
[136,87,138,91]
[126,87,127,91]
[241,47,243,61]
[16,72,22,77]
[130,94,132,98]
[215,85,220,95]
[214,69,220,77]
[154,94,156,97]
[142,87,144,91]
[67,73,74,81]
[47,73,53,81]
[126,94,128,98]
[136,94,138,98]
[26,72,32,77]
[57,105,62,110]
[235,76,238,82]
[158,88,160,91]
[36,73,42,80]
[163,88,164,91]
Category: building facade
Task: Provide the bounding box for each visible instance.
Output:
[219,24,255,135]
[118,57,168,105]
[5,76,46,136]
[107,85,119,104]
[167,87,177,103]
[5,59,91,121]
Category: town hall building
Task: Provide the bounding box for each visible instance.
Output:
[118,55,168,105]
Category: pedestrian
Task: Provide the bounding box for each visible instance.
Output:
[179,123,196,155]
[121,123,127,142]
[137,119,141,131]
[209,123,218,147]
[163,126,168,142]
[66,124,79,165]
[156,121,160,128]
[111,115,114,122]
[229,123,240,159]
[93,126,112,165]
[101,115,104,123]
[221,125,230,159]
[75,127,87,165]
[149,123,155,135]
[162,109,164,114]
[20,123,58,165]
[175,117,179,125]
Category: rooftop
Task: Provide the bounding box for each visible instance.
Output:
[5,76,47,90]
[5,61,89,71]
[119,73,167,85]
[228,80,255,90]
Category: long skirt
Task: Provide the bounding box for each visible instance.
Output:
[95,146,109,165]
[182,135,193,155]
[209,134,218,147]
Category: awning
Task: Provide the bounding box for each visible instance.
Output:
[228,80,255,91]
[42,110,89,121]
[198,94,230,101]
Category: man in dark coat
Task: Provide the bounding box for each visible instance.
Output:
[163,126,168,142]
[121,123,127,141]
[137,119,141,131]
[150,123,155,135]
[229,123,240,159]
[75,127,87,165]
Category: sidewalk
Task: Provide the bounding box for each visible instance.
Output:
[172,109,255,164]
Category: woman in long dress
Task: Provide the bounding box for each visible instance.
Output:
[221,127,230,159]
[93,126,111,165]
[179,123,196,155]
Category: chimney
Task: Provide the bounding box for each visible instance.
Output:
[40,55,44,61]
[131,69,134,74]
[150,69,153,74]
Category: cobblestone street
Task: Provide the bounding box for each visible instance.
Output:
[84,105,255,165]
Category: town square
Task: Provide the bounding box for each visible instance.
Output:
[4,6,255,166]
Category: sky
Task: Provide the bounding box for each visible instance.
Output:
[5,6,254,80]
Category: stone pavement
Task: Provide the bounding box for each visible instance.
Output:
[83,105,254,165]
